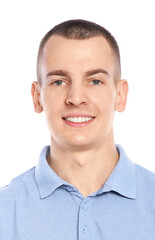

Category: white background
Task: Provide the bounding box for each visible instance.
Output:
[0,0,155,187]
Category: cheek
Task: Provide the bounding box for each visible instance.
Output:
[92,89,116,114]
[42,90,57,110]
[41,91,66,125]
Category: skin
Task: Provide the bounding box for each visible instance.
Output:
[31,35,128,197]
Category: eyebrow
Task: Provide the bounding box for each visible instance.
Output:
[46,68,109,78]
[85,68,109,77]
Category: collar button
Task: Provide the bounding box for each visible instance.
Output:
[67,186,73,191]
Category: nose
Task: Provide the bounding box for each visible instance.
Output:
[65,84,88,107]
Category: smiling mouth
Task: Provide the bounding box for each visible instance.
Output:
[63,116,95,123]
[62,116,95,127]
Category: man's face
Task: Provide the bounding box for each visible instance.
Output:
[32,35,127,150]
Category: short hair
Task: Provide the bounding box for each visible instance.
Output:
[37,19,121,85]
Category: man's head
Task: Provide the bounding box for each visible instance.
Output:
[32,19,128,150]
[37,19,121,86]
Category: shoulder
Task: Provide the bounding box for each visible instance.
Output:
[135,163,155,183]
[0,167,35,204]
[134,163,155,201]
[0,167,36,235]
[118,144,155,189]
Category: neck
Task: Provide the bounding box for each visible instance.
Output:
[47,132,119,197]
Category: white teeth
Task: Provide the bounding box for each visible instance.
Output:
[65,117,94,123]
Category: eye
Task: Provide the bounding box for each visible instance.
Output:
[91,79,103,85]
[52,80,66,86]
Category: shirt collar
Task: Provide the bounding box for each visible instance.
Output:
[102,144,136,199]
[35,144,136,199]
[35,146,69,199]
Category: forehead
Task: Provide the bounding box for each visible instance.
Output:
[41,35,115,76]
[44,35,114,58]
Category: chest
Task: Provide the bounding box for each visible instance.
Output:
[3,191,155,240]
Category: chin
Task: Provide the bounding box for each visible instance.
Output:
[64,138,96,150]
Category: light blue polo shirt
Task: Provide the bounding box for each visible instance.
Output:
[1,144,155,239]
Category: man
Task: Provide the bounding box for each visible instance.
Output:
[0,19,155,240]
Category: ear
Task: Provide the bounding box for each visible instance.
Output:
[31,81,43,113]
[115,79,129,112]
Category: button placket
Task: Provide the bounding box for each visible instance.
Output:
[78,199,92,239]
